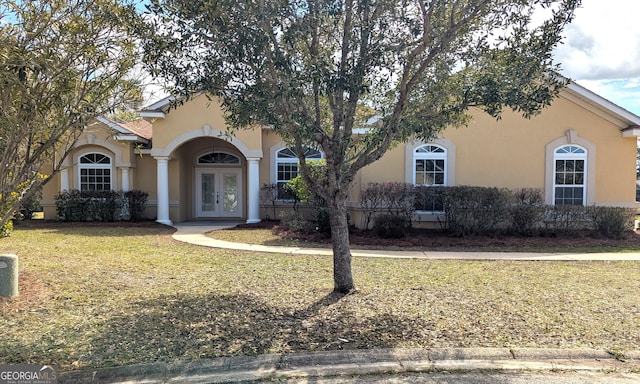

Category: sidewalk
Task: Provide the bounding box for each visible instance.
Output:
[59,347,640,383]
[170,221,640,261]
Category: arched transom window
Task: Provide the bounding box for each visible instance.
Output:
[79,153,112,191]
[553,145,586,206]
[276,147,323,198]
[414,144,447,186]
[198,152,240,165]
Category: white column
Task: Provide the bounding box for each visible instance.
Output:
[155,156,172,225]
[60,168,69,191]
[246,157,261,224]
[120,167,130,192]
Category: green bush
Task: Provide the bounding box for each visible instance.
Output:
[0,220,13,238]
[374,214,411,239]
[587,206,636,239]
[279,211,315,234]
[414,185,446,212]
[443,186,511,236]
[55,189,147,222]
[543,205,590,232]
[508,188,545,236]
[19,185,43,220]
[124,190,149,222]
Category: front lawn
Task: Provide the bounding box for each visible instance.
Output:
[1,222,639,371]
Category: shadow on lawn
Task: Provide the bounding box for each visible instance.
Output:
[85,291,430,368]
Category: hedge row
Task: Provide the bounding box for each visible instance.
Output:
[361,183,636,239]
[55,190,149,222]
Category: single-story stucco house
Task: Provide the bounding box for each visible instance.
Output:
[40,81,640,227]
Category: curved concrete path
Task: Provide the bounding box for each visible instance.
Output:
[171,222,640,261]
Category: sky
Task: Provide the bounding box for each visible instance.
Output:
[134,0,640,115]
[554,0,640,116]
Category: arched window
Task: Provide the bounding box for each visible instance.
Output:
[197,152,240,165]
[414,144,447,186]
[78,153,112,191]
[553,145,586,205]
[275,147,323,199]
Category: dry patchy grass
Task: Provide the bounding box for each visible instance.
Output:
[0,222,639,371]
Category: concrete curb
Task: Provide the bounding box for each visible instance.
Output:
[59,348,640,383]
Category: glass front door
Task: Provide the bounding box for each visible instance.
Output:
[196,169,242,218]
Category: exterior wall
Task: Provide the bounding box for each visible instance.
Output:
[151,94,262,153]
[41,88,639,224]
[358,92,638,207]
[42,122,138,219]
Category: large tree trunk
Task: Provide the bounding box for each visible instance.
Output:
[327,194,354,293]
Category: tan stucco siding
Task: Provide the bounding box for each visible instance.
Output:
[151,94,263,154]
[355,93,636,206]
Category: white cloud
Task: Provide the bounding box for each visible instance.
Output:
[554,0,640,115]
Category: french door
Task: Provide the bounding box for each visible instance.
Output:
[195,169,242,218]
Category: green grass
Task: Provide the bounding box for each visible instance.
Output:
[1,223,639,371]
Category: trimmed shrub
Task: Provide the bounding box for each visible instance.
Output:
[279,210,315,234]
[443,186,512,236]
[414,185,446,212]
[543,205,590,232]
[508,188,545,236]
[587,206,636,239]
[124,190,149,222]
[55,189,147,222]
[360,182,386,229]
[314,206,331,235]
[374,213,411,238]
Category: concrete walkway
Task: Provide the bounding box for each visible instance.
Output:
[171,221,640,261]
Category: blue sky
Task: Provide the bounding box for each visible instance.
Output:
[554,0,640,116]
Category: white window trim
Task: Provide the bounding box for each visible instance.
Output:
[405,138,456,186]
[193,149,243,167]
[76,151,114,191]
[552,145,587,205]
[412,144,448,186]
[269,143,324,199]
[545,130,596,205]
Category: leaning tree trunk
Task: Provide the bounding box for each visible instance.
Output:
[327,194,354,293]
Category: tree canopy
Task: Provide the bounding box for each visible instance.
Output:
[0,0,141,230]
[142,0,580,293]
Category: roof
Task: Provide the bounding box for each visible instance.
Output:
[96,116,152,143]
[563,82,640,135]
[137,81,640,136]
[120,120,153,140]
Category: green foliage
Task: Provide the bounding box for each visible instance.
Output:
[140,0,579,292]
[442,186,512,237]
[279,211,315,234]
[124,190,149,222]
[0,219,13,238]
[55,190,147,222]
[543,205,590,232]
[259,184,278,220]
[586,206,636,240]
[0,0,141,230]
[359,182,416,229]
[507,188,545,236]
[374,214,411,239]
[18,184,43,220]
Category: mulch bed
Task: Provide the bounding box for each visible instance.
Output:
[234,220,640,250]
